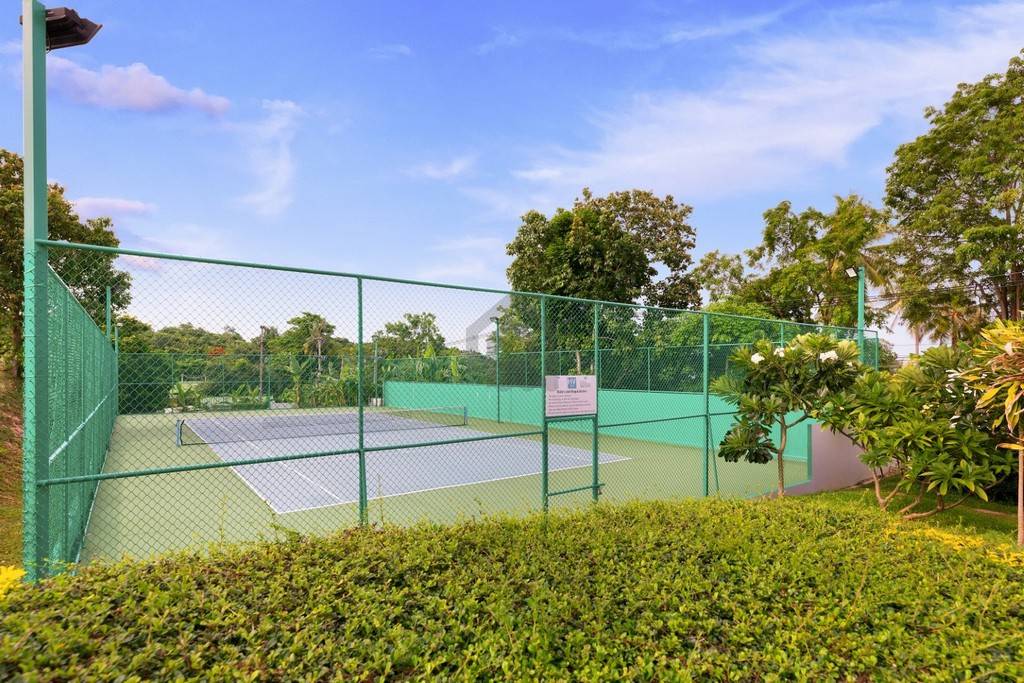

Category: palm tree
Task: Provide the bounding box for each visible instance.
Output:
[303,319,329,376]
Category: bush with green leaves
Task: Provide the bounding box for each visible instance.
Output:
[713,333,861,496]
[961,319,1024,545]
[2,499,1022,680]
[817,346,1011,519]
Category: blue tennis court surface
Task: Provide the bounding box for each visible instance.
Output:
[181,414,628,514]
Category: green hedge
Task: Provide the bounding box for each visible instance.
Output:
[2,500,1022,680]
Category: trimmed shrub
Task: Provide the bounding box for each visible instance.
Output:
[1,500,1022,680]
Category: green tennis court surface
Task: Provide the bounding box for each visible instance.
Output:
[79,409,809,562]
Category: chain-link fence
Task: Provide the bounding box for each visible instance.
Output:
[23,240,879,578]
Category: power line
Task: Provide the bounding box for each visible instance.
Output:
[865,271,1024,303]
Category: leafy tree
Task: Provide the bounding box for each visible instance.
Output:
[670,300,776,347]
[886,51,1024,327]
[713,334,861,496]
[691,250,745,303]
[962,319,1024,544]
[303,317,331,375]
[115,315,155,353]
[372,312,445,360]
[818,347,1010,520]
[579,189,700,308]
[507,204,649,304]
[740,195,889,328]
[506,188,700,309]
[0,149,131,376]
[271,313,337,357]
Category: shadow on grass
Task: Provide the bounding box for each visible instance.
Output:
[810,475,1017,546]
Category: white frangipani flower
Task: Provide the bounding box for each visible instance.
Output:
[750,352,765,365]
[1005,341,1015,355]
[774,347,785,357]
[818,350,839,362]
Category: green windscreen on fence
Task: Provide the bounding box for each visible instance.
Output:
[24,240,879,579]
[43,267,118,569]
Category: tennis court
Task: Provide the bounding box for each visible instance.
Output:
[25,239,877,577]
[175,407,628,514]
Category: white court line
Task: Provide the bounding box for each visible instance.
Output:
[277,449,633,515]
[192,419,348,516]
[189,416,631,516]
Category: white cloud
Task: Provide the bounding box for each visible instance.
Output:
[0,40,18,56]
[368,44,413,59]
[510,2,1024,201]
[476,30,522,55]
[47,57,229,115]
[236,99,304,217]
[127,223,228,258]
[72,197,156,219]
[476,6,791,54]
[117,254,165,273]
[407,155,476,181]
[415,234,510,286]
[662,5,796,44]
[432,236,507,252]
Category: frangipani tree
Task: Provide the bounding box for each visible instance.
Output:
[712,334,861,496]
[818,347,1007,519]
[962,319,1024,545]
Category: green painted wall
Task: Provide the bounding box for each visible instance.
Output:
[383,381,810,459]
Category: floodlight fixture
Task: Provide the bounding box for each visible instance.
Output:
[20,6,101,50]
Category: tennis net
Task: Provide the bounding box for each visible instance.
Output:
[175,405,469,447]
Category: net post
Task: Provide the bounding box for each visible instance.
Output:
[702,312,710,498]
[357,277,367,525]
[592,302,600,502]
[540,296,548,512]
[22,0,49,582]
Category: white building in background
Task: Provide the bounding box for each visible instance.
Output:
[464,295,511,356]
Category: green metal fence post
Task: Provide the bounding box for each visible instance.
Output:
[372,340,378,404]
[357,278,367,525]
[592,303,600,502]
[779,321,785,348]
[646,346,651,392]
[492,317,501,423]
[104,286,111,340]
[857,266,866,364]
[540,296,548,512]
[702,313,710,498]
[22,0,49,581]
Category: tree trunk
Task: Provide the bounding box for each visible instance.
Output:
[776,421,788,497]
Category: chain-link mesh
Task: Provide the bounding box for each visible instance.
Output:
[25,242,876,576]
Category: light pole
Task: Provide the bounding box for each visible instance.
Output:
[22,2,101,581]
[490,317,501,423]
[846,266,866,363]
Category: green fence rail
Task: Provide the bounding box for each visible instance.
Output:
[23,239,878,579]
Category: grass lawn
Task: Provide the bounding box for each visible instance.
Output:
[0,373,21,568]
[2,498,1022,680]
[814,477,1019,546]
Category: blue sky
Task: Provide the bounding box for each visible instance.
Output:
[2,1,1024,346]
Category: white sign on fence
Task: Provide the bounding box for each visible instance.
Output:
[544,375,597,418]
